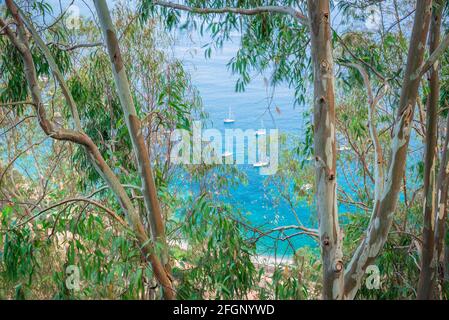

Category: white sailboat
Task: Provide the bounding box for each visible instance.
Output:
[253,150,270,167]
[300,183,313,191]
[223,106,235,123]
[253,161,269,168]
[221,151,233,158]
[337,145,351,152]
[255,119,266,136]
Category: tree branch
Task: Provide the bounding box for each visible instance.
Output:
[419,32,449,78]
[343,0,433,299]
[152,0,309,25]
[46,41,104,51]
[12,197,129,230]
[344,62,386,201]
[2,1,174,298]
[94,0,174,299]
[15,3,82,130]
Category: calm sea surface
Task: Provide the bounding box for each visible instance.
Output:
[26,2,420,257]
[173,31,319,256]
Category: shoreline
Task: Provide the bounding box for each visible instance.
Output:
[174,240,294,269]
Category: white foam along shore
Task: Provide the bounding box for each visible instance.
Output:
[174,240,294,268]
[252,254,294,267]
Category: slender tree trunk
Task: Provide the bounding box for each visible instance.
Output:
[93,0,173,282]
[344,0,432,299]
[3,0,175,300]
[418,0,442,300]
[307,0,343,300]
[444,235,449,284]
[434,114,449,297]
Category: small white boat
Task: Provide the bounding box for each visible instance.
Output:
[224,106,235,123]
[253,161,269,168]
[301,183,313,191]
[253,159,269,167]
[337,145,351,152]
[255,119,266,136]
[221,151,233,158]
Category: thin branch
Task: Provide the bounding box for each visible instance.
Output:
[334,29,386,81]
[11,197,129,230]
[419,32,449,78]
[15,3,83,130]
[152,0,309,25]
[46,41,103,51]
[0,136,50,197]
[0,115,35,137]
[344,62,386,200]
[0,101,35,107]
[385,9,415,34]
[0,19,14,34]
[44,0,75,30]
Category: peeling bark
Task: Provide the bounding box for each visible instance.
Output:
[307,0,343,300]
[344,0,433,299]
[434,110,449,297]
[418,0,442,300]
[2,0,175,300]
[94,0,174,298]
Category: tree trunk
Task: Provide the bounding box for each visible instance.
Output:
[344,0,432,299]
[93,0,173,294]
[307,0,344,300]
[434,113,449,297]
[445,236,449,285]
[418,0,442,300]
[3,0,175,300]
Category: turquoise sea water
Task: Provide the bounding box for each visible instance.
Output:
[171,28,423,257]
[20,2,421,257]
[172,31,321,256]
[171,28,423,256]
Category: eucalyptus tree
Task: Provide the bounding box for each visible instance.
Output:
[417,0,443,299]
[0,0,175,299]
[142,0,449,299]
[3,0,449,300]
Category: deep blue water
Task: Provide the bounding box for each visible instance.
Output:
[171,28,406,257]
[22,0,316,256]
[173,31,320,256]
[21,2,421,257]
